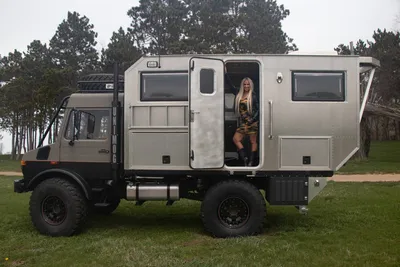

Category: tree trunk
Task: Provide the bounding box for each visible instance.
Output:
[13,114,19,160]
[383,117,390,140]
[10,125,15,160]
[353,117,371,160]
[23,126,27,154]
[373,117,379,141]
[396,121,400,140]
[34,124,37,148]
[18,126,24,160]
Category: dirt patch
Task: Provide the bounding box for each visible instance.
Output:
[0,171,22,176]
[329,174,400,182]
[182,238,207,246]
[11,260,26,267]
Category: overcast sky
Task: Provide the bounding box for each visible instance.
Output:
[0,0,399,153]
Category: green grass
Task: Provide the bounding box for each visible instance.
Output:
[338,141,400,174]
[1,176,399,267]
[0,155,21,172]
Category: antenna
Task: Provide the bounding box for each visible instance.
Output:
[156,6,161,68]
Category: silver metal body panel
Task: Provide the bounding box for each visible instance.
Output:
[308,177,328,202]
[189,57,225,169]
[123,54,379,173]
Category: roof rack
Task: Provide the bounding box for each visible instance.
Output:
[77,73,124,93]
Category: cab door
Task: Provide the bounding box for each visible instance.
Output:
[59,108,112,180]
[189,57,225,169]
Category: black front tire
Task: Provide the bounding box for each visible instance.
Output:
[200,179,266,238]
[29,178,88,237]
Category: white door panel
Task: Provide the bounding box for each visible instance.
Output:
[189,57,225,169]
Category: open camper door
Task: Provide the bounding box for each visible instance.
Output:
[189,57,225,169]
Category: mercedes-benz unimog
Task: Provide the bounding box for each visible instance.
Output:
[14,53,379,238]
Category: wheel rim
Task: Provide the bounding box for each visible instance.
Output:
[41,195,67,226]
[218,197,250,229]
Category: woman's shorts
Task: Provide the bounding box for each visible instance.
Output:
[236,121,258,135]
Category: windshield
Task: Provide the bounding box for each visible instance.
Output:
[37,97,70,148]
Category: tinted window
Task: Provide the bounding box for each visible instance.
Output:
[292,72,345,101]
[141,72,188,101]
[200,69,214,94]
[64,109,110,140]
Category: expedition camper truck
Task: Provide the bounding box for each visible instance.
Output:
[14,54,380,238]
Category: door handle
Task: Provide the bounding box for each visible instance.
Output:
[98,149,109,154]
[190,110,200,122]
[268,100,273,139]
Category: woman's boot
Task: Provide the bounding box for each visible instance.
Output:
[238,148,248,166]
[248,151,258,166]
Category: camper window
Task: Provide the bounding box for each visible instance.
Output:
[140,72,188,101]
[292,71,345,101]
[200,69,214,94]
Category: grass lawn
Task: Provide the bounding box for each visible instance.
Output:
[0,155,21,172]
[338,141,400,174]
[1,176,399,267]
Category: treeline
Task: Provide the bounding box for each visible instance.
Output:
[335,30,400,159]
[0,0,297,159]
[0,0,399,160]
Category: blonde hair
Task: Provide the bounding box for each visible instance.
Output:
[235,77,254,114]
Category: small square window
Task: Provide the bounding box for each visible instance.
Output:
[200,69,214,94]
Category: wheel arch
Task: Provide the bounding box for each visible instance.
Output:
[27,169,92,200]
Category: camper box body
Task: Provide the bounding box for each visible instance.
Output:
[123,54,373,175]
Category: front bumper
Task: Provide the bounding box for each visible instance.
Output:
[14,179,27,193]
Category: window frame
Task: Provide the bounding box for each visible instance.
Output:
[140,70,189,102]
[63,108,111,141]
[291,70,346,102]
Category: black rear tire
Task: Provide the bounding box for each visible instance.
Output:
[29,178,88,237]
[200,179,266,238]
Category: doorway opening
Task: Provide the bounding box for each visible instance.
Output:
[224,61,261,167]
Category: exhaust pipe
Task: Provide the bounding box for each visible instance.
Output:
[126,184,180,201]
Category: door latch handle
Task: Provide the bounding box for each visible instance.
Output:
[98,149,109,154]
[268,100,273,139]
[190,110,200,123]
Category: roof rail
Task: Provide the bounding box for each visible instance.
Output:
[77,73,124,93]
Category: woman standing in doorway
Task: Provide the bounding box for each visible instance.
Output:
[225,65,259,166]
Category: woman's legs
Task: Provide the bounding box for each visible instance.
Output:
[233,131,244,150]
[249,133,258,152]
[249,133,258,166]
[233,131,248,166]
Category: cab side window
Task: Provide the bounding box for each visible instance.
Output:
[64,109,110,140]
